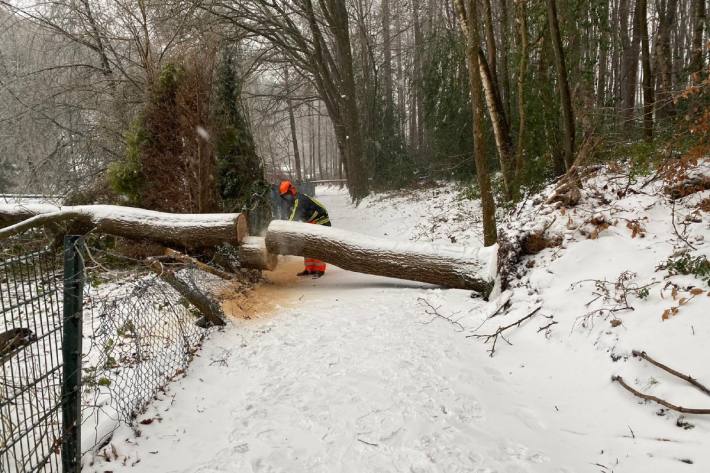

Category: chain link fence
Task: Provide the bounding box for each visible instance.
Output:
[80,244,209,450]
[1,233,215,472]
[1,237,63,473]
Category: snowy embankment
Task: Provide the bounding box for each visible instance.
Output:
[86,167,709,472]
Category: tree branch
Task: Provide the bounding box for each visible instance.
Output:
[612,375,710,414]
[632,349,710,396]
[467,306,541,356]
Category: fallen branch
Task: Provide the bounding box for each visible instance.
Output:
[162,248,235,280]
[468,306,542,357]
[417,297,464,332]
[670,200,696,250]
[611,376,710,415]
[632,350,710,397]
[147,260,225,327]
[537,319,558,332]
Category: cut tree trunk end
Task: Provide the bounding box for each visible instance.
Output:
[265,220,495,294]
[0,204,248,248]
[239,236,278,271]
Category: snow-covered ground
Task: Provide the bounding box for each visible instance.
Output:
[85,173,709,473]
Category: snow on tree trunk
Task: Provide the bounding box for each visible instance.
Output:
[265,220,495,292]
[0,204,248,248]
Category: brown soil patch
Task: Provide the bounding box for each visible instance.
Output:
[220,257,303,320]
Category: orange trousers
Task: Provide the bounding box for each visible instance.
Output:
[304,257,326,273]
[304,221,326,273]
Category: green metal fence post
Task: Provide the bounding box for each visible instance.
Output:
[62,236,84,473]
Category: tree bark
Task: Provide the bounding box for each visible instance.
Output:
[265,221,494,293]
[689,0,706,77]
[382,0,394,119]
[478,49,515,200]
[483,0,499,88]
[322,0,369,201]
[514,0,529,181]
[454,0,498,245]
[638,0,655,140]
[546,0,576,170]
[500,0,512,119]
[622,0,642,126]
[0,204,248,248]
[619,0,632,122]
[655,0,678,120]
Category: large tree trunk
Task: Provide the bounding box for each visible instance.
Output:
[454,0,498,246]
[622,0,642,126]
[265,221,494,293]
[546,0,576,170]
[655,0,678,121]
[328,0,369,201]
[478,49,515,200]
[689,0,706,77]
[0,204,248,248]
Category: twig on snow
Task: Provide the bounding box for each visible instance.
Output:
[417,297,464,332]
[611,376,710,414]
[537,319,558,333]
[468,306,542,357]
[357,438,379,447]
[632,350,710,397]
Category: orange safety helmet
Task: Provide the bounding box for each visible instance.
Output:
[279,180,297,196]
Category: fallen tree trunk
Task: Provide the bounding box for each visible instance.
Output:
[0,204,247,248]
[265,220,495,293]
[147,260,226,327]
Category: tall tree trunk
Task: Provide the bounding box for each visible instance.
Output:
[655,0,679,121]
[284,67,303,182]
[483,0,499,88]
[413,0,425,153]
[514,0,529,181]
[310,110,316,179]
[300,113,306,177]
[382,0,394,118]
[619,0,631,123]
[395,6,407,138]
[546,0,576,170]
[610,0,621,114]
[596,4,609,109]
[500,0,513,119]
[454,0,498,246]
[478,50,515,200]
[622,0,642,126]
[322,0,368,199]
[639,0,655,139]
[689,0,706,77]
[317,102,324,179]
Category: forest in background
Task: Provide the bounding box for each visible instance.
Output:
[0,0,707,243]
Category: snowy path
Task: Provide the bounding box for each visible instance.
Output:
[87,187,709,473]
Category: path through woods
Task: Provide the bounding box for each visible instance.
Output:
[86,186,708,473]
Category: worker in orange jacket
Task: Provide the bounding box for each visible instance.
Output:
[278,180,331,278]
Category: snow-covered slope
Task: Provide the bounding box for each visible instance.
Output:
[85,167,709,473]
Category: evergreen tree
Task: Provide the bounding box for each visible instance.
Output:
[214,49,270,230]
